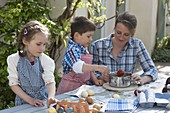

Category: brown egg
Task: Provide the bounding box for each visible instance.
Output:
[90,108,99,113]
[93,104,102,111]
[85,97,94,104]
[61,98,70,102]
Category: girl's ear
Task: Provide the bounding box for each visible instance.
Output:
[22,37,29,45]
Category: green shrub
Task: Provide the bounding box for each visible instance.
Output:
[152,36,170,62]
[0,0,107,110]
[0,0,54,109]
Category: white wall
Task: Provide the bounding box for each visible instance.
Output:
[166,2,170,36]
[101,0,117,38]
[74,0,88,17]
[126,0,158,54]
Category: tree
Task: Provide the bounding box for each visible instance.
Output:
[0,0,108,109]
[0,0,126,109]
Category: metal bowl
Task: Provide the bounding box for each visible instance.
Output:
[109,72,132,88]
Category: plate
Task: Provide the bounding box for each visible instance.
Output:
[103,82,138,92]
[65,85,106,98]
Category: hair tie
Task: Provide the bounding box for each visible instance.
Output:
[24,29,28,35]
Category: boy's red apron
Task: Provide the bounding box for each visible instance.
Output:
[56,54,92,95]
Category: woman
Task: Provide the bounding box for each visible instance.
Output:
[90,12,158,85]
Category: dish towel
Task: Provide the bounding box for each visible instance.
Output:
[105,98,139,113]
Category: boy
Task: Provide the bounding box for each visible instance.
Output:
[56,16,109,95]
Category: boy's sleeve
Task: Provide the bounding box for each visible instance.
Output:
[64,47,82,68]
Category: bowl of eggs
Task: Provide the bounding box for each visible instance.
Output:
[109,70,132,88]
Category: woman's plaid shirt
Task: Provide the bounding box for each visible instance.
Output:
[90,34,158,81]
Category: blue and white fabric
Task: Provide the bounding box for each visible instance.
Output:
[62,38,87,74]
[105,98,139,113]
[90,34,158,81]
[15,57,47,106]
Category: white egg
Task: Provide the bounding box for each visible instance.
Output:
[81,91,88,98]
[87,89,95,96]
[112,94,120,99]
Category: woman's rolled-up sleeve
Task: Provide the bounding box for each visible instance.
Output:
[137,41,158,81]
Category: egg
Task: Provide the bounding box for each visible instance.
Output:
[90,108,99,113]
[87,89,95,96]
[62,98,70,102]
[48,107,57,113]
[93,104,102,111]
[86,97,94,104]
[112,94,120,99]
[66,107,74,113]
[58,107,64,113]
[81,91,88,98]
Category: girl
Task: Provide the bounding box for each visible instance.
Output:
[7,20,56,107]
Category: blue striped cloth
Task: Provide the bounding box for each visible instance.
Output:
[105,98,139,113]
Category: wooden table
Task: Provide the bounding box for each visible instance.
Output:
[0,73,170,113]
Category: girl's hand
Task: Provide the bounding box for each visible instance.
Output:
[94,79,104,86]
[131,74,143,85]
[30,98,44,107]
[47,97,58,108]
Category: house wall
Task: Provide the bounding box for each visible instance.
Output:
[125,0,158,54]
[166,2,170,36]
[101,0,117,38]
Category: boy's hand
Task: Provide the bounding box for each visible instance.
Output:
[97,65,110,76]
[94,79,104,86]
[98,75,109,83]
[102,75,109,82]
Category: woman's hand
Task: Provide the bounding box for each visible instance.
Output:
[131,74,143,85]
[47,97,58,108]
[30,98,44,107]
